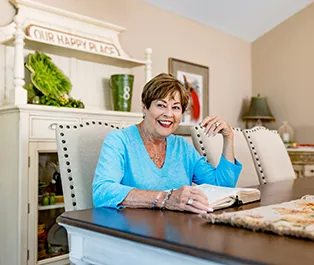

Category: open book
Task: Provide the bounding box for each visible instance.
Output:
[193,184,261,211]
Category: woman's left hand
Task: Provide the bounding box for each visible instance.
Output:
[200,116,233,139]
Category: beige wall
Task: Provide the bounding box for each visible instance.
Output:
[252,3,314,143]
[0,0,251,126]
[0,0,15,25]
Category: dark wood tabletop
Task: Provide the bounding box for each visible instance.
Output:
[58,177,314,265]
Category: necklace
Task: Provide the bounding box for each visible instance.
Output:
[150,153,161,161]
[138,124,166,164]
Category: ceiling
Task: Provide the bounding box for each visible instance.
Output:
[140,0,313,42]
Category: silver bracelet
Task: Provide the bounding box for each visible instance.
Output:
[160,189,173,210]
[151,191,162,210]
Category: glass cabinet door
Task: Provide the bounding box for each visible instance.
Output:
[28,142,69,265]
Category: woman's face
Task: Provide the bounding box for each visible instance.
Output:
[143,91,183,138]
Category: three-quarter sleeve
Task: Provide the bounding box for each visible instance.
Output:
[92,132,134,209]
[190,143,242,187]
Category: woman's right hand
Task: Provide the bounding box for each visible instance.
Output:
[165,186,212,214]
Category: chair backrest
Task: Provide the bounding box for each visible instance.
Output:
[191,126,260,187]
[243,126,296,183]
[56,121,118,211]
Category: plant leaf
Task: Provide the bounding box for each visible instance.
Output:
[25,51,72,99]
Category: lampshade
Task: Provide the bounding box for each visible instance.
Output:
[243,94,275,122]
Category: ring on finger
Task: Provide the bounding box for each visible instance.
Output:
[187,198,194,206]
[215,121,220,128]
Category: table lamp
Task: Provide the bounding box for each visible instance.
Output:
[243,94,275,128]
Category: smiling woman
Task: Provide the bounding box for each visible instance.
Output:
[92,73,242,214]
[138,74,188,168]
[140,73,189,141]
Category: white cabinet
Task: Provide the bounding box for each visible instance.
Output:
[28,141,69,265]
[0,105,143,265]
[29,116,80,140]
[0,1,151,264]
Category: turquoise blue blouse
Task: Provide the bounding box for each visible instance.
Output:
[93,125,242,209]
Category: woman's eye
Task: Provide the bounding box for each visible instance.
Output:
[157,104,166,108]
[173,106,181,110]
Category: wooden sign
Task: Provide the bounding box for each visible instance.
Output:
[26,25,120,57]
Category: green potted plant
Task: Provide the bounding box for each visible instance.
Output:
[24,51,84,108]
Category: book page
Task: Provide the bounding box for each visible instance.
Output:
[193,185,238,204]
[193,184,260,209]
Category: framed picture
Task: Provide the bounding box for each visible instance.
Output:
[168,58,209,135]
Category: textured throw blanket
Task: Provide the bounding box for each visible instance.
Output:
[199,195,314,241]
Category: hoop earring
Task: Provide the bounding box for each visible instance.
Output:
[143,113,146,119]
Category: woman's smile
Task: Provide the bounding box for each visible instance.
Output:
[157,120,173,128]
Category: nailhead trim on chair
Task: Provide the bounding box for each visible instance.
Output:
[194,126,208,161]
[194,125,266,184]
[193,126,242,162]
[58,121,120,209]
[243,127,267,184]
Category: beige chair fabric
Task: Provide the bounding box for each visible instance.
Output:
[243,126,296,183]
[191,126,260,187]
[56,121,118,211]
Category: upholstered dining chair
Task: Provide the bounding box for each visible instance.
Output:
[191,125,261,187]
[243,126,296,183]
[56,121,118,211]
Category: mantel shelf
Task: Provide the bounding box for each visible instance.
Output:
[4,37,146,68]
[0,104,143,117]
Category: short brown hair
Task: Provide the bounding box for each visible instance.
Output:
[141,73,189,113]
